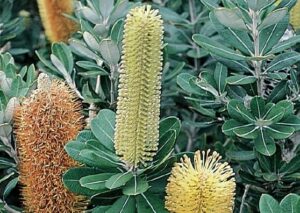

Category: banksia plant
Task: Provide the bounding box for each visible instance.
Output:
[165,150,236,213]
[114,5,164,168]
[37,0,77,42]
[15,74,85,212]
[291,0,300,30]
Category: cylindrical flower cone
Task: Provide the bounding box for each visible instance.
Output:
[114,6,164,168]
[165,150,236,213]
[37,0,77,42]
[15,75,85,212]
[291,0,300,30]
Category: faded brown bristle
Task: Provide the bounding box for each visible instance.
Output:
[15,78,86,212]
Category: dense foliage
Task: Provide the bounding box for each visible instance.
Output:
[1,0,300,212]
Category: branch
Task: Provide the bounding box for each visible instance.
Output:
[239,184,250,213]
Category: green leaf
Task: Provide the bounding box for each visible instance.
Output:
[99,0,114,19]
[164,62,185,81]
[210,13,254,55]
[79,149,121,169]
[259,8,287,30]
[99,39,120,65]
[50,54,69,77]
[267,72,288,80]
[250,96,265,119]
[85,139,118,160]
[214,8,247,30]
[276,0,297,10]
[69,39,102,61]
[106,196,136,213]
[177,73,197,94]
[192,102,216,118]
[234,124,259,139]
[256,151,272,172]
[0,91,7,111]
[266,124,294,139]
[280,155,300,174]
[268,81,287,103]
[85,139,118,154]
[277,100,294,119]
[136,193,168,213]
[91,109,116,151]
[192,34,246,61]
[263,173,278,181]
[214,63,227,93]
[64,141,87,163]
[290,69,300,93]
[105,172,134,189]
[226,75,257,85]
[265,52,300,72]
[259,194,281,213]
[260,15,289,54]
[254,128,276,156]
[227,100,255,123]
[79,173,115,190]
[227,85,248,101]
[0,157,16,169]
[0,172,15,184]
[270,35,300,54]
[82,83,103,103]
[214,55,253,73]
[123,176,149,195]
[63,167,102,196]
[111,19,124,43]
[278,115,300,131]
[77,129,97,142]
[109,0,134,24]
[279,155,300,174]
[159,116,181,138]
[248,0,273,11]
[52,43,74,73]
[26,64,37,86]
[200,0,220,10]
[227,150,256,161]
[222,119,243,136]
[78,70,109,77]
[226,151,255,161]
[35,50,59,73]
[155,6,188,24]
[196,80,219,97]
[8,76,28,98]
[92,206,111,213]
[3,177,18,198]
[83,32,101,53]
[280,193,300,213]
[154,130,176,162]
[264,105,284,123]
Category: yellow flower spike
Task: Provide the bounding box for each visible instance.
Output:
[165,150,236,213]
[114,5,164,168]
[291,0,300,30]
[15,75,86,213]
[37,0,77,42]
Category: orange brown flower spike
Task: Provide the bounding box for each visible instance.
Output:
[15,74,85,213]
[165,150,236,213]
[37,0,77,42]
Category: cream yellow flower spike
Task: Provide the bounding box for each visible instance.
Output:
[291,0,300,30]
[165,150,236,213]
[114,5,164,168]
